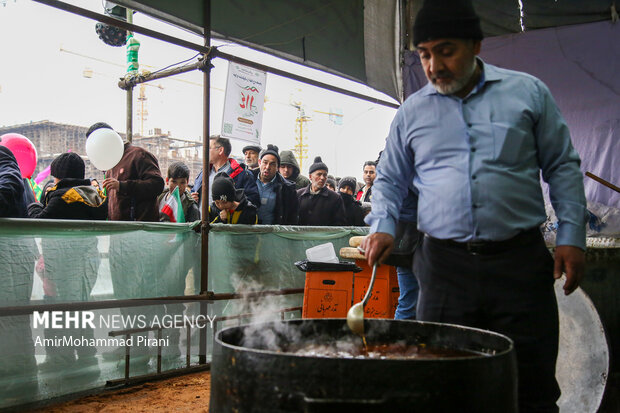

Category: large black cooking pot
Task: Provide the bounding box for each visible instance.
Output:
[210,319,517,412]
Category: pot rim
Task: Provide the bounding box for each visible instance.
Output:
[214,318,515,360]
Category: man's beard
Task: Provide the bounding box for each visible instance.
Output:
[432,58,477,95]
[312,181,325,191]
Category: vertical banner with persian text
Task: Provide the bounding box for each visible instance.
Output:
[221,63,267,144]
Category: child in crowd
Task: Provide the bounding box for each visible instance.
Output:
[28,153,107,220]
[209,172,257,224]
[157,161,200,222]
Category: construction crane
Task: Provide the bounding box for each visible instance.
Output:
[82,65,162,137]
[137,84,148,137]
[289,99,343,171]
[290,101,310,170]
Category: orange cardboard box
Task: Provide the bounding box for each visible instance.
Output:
[353,260,399,319]
[302,271,355,318]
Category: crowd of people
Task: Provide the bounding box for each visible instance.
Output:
[0,122,383,390]
[0,0,589,409]
[193,135,377,227]
[1,127,379,228]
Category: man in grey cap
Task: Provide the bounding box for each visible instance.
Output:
[242,144,262,171]
[279,150,310,190]
[363,0,586,411]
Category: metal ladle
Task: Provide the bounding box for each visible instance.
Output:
[347,259,378,337]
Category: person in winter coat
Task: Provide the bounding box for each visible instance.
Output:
[337,176,365,226]
[356,160,376,202]
[192,136,260,207]
[251,144,299,225]
[297,157,346,226]
[90,122,164,369]
[28,153,107,220]
[157,161,200,222]
[209,173,258,225]
[0,145,38,396]
[93,123,164,222]
[27,152,106,376]
[0,145,27,218]
[326,177,337,192]
[279,150,310,190]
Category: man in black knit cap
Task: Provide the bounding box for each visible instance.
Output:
[363,0,586,411]
[297,156,345,226]
[251,144,299,225]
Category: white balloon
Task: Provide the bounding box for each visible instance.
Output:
[85,128,124,170]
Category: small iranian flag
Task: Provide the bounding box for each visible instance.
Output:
[161,186,186,223]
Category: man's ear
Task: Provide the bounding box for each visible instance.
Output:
[473,40,481,55]
[165,177,169,184]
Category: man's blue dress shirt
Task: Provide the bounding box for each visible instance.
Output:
[257,175,277,225]
[366,60,586,249]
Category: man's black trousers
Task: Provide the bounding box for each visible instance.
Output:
[414,232,561,413]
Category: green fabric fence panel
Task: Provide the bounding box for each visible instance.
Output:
[0,218,368,409]
[0,218,203,304]
[206,224,369,295]
[0,219,368,305]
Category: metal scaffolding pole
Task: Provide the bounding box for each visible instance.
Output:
[199,0,212,365]
[33,0,400,110]
[125,8,134,142]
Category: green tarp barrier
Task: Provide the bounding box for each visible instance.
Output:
[0,218,368,409]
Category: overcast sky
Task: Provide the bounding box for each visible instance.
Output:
[0,0,399,178]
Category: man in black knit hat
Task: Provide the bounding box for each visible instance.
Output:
[296,156,345,226]
[363,0,586,411]
[251,144,299,225]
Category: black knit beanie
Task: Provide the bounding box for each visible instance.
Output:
[413,0,483,46]
[211,172,237,202]
[50,152,85,179]
[259,144,280,165]
[338,176,357,192]
[308,156,328,175]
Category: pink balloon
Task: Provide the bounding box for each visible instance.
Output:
[0,133,38,179]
